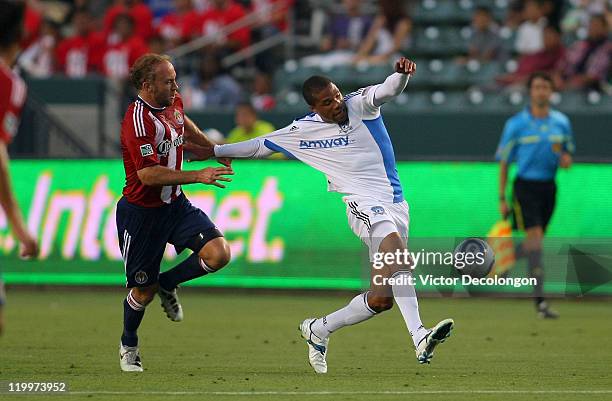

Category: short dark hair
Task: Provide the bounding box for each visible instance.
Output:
[590,14,608,28]
[129,53,171,90]
[236,101,256,113]
[527,71,553,89]
[474,6,491,15]
[302,75,332,106]
[0,0,25,49]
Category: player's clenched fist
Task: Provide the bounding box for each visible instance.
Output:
[197,166,234,188]
[395,57,416,76]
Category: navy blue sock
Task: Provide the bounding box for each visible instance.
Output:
[121,292,145,347]
[158,253,215,291]
[527,250,545,305]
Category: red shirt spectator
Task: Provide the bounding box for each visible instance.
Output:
[251,0,292,32]
[101,14,149,78]
[55,11,100,77]
[104,0,154,41]
[186,0,250,49]
[22,4,42,49]
[156,0,195,46]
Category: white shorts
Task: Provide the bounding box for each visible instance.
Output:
[344,196,410,261]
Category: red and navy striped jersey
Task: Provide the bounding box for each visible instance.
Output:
[120,94,185,207]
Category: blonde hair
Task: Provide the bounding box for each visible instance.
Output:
[129,53,171,90]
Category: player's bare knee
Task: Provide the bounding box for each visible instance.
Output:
[367,295,394,313]
[198,238,231,271]
[131,284,158,305]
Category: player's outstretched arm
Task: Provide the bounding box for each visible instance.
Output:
[0,142,38,258]
[214,138,276,159]
[372,57,416,107]
[137,165,234,188]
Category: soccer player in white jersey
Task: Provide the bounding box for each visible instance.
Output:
[188,57,454,373]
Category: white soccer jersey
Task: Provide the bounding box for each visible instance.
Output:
[218,84,404,204]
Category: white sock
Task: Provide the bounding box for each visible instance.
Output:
[311,293,376,339]
[391,271,429,347]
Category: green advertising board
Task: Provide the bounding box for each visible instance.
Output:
[2,160,611,294]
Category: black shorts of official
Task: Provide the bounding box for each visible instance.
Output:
[512,177,557,231]
[116,194,223,288]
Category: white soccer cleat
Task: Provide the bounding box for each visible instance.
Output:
[119,343,143,372]
[299,318,329,374]
[415,318,454,364]
[158,287,183,322]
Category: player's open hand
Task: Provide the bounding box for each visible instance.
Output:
[395,57,416,76]
[197,166,234,188]
[19,234,39,259]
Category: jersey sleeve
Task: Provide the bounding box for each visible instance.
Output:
[215,123,296,159]
[562,117,575,155]
[122,105,160,170]
[0,75,27,144]
[360,85,381,120]
[495,119,519,162]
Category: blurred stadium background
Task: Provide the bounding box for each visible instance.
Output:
[1,0,612,398]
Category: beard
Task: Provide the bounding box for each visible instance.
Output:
[154,90,173,107]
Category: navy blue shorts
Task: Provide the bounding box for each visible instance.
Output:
[116,194,222,288]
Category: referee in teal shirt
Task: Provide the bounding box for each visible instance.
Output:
[496,72,575,318]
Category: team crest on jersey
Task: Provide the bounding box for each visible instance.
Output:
[551,143,561,153]
[371,206,385,215]
[339,122,351,133]
[2,112,18,137]
[134,271,148,284]
[174,110,184,125]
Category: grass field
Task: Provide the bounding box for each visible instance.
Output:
[1,288,611,401]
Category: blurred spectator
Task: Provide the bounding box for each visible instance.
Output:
[226,102,275,143]
[301,0,373,68]
[497,25,564,86]
[458,6,503,63]
[18,19,61,78]
[157,0,195,48]
[250,0,293,73]
[251,71,276,111]
[104,0,154,41]
[145,0,175,21]
[22,1,43,49]
[180,51,242,110]
[147,34,167,54]
[504,0,525,29]
[562,0,609,33]
[353,0,412,65]
[251,0,292,34]
[515,0,546,55]
[540,0,562,29]
[185,0,251,54]
[554,14,611,91]
[56,9,103,77]
[101,14,149,79]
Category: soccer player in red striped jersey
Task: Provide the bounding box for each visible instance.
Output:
[117,53,233,372]
[0,0,39,336]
